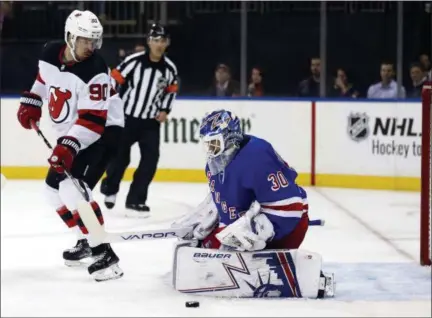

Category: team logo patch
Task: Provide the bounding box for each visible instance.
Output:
[48,87,71,124]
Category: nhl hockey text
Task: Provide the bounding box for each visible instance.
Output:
[371,140,421,158]
[371,117,421,158]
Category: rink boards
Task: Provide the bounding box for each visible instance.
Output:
[0,97,422,191]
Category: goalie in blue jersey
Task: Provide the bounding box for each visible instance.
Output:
[170,109,334,299]
[174,109,309,252]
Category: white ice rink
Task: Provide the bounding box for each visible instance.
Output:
[1,180,431,317]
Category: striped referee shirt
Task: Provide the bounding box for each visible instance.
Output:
[111,51,178,119]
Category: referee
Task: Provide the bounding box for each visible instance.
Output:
[100,23,178,216]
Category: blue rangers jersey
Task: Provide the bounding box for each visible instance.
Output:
[205,135,308,241]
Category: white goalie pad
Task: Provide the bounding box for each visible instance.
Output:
[172,243,332,298]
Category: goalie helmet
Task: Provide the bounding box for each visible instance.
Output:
[199,109,243,175]
[64,10,103,61]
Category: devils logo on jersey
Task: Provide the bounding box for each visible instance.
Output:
[48,87,71,123]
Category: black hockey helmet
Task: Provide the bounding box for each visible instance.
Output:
[147,23,169,40]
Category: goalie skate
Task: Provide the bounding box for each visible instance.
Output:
[318,272,335,298]
[63,239,92,267]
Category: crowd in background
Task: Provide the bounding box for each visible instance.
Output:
[116,40,431,99]
[1,1,431,99]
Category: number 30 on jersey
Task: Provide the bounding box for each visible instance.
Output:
[267,171,289,191]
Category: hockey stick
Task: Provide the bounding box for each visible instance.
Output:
[101,220,324,244]
[30,121,90,201]
[30,121,107,241]
[92,219,324,244]
[309,219,325,226]
[92,219,325,244]
[72,218,324,245]
[100,226,194,243]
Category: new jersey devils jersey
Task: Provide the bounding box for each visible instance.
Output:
[30,41,112,150]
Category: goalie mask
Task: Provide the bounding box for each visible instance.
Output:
[199,109,244,175]
[64,10,103,62]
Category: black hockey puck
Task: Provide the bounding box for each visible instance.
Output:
[185,301,200,308]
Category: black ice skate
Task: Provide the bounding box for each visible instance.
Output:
[88,243,124,282]
[125,203,150,218]
[63,239,92,267]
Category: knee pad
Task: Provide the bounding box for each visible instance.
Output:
[59,178,94,212]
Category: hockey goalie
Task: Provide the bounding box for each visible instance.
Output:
[171,109,335,298]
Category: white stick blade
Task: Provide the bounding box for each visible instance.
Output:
[76,200,106,245]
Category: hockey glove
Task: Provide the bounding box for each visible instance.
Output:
[17,91,43,129]
[216,202,275,252]
[48,137,80,174]
[171,193,219,241]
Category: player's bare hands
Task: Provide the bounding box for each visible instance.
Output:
[156,111,168,123]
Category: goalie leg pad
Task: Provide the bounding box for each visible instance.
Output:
[172,243,333,299]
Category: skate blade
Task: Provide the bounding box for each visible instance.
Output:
[64,257,93,268]
[92,264,124,282]
[124,209,150,219]
[324,272,335,298]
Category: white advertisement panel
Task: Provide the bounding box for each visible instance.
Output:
[316,101,422,177]
[157,100,311,173]
[0,99,312,173]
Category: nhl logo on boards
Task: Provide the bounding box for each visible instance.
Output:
[347,112,370,142]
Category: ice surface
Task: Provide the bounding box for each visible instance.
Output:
[1,181,431,317]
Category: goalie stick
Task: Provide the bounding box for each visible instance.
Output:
[76,219,325,244]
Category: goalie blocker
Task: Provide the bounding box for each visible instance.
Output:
[172,242,335,299]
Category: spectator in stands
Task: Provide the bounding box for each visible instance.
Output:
[117,48,126,64]
[248,67,264,97]
[208,63,240,97]
[0,1,13,33]
[407,62,428,98]
[134,42,145,53]
[298,57,320,97]
[367,62,405,99]
[419,54,431,73]
[328,68,359,98]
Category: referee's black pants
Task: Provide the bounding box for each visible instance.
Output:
[100,116,160,205]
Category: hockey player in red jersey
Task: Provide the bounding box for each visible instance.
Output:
[16,10,123,282]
